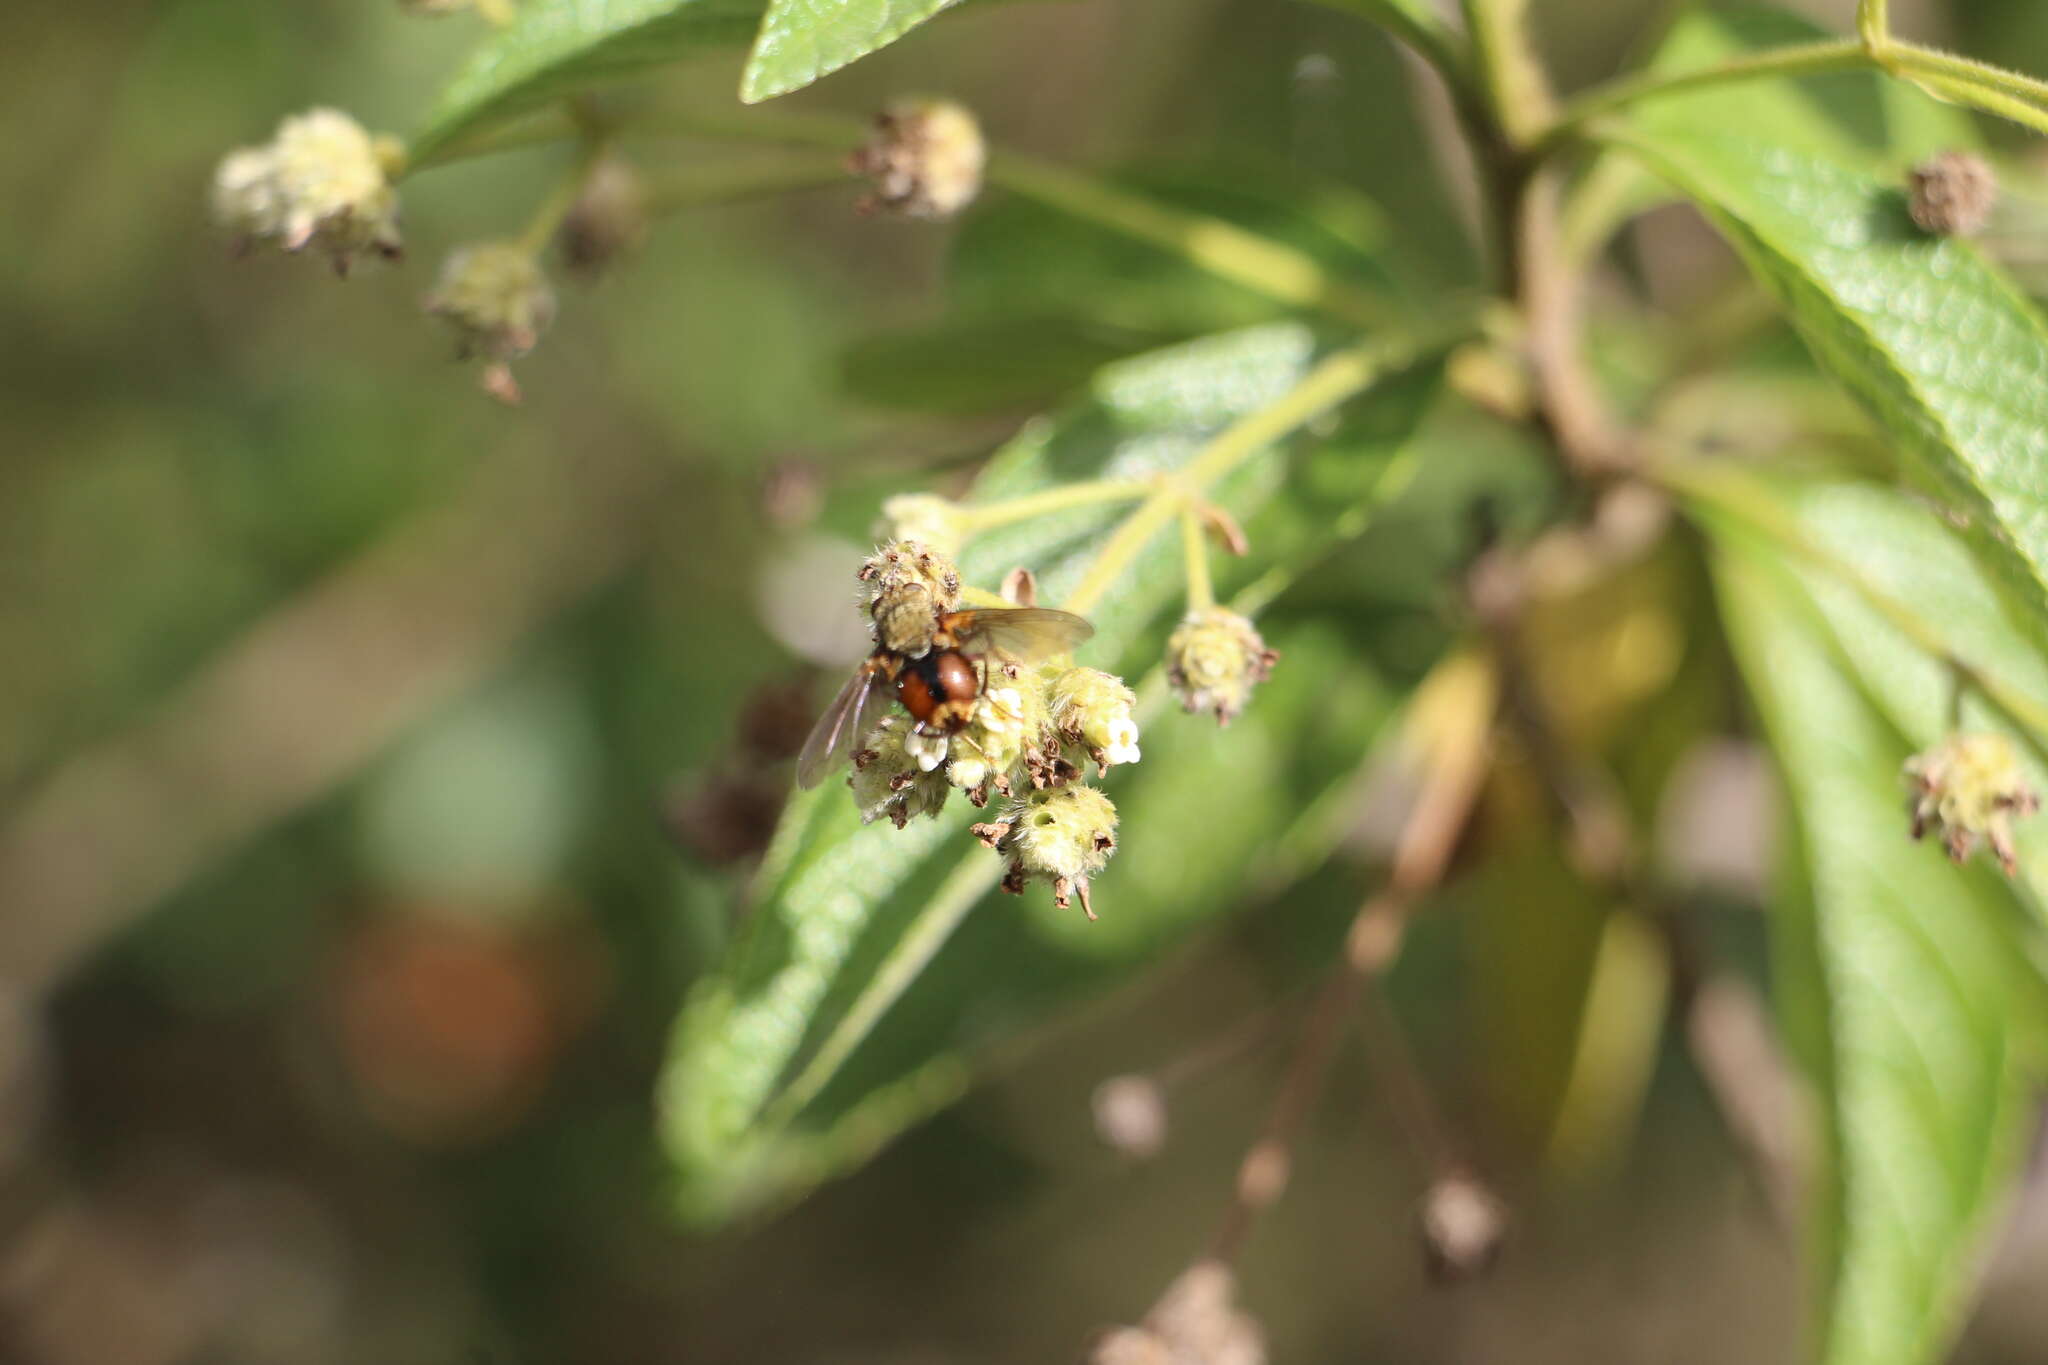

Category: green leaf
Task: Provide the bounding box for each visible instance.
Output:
[740,0,954,102]
[410,0,766,165]
[660,324,1448,1223]
[1700,475,2045,1365]
[1620,129,2048,642]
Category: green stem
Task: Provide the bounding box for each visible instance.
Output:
[955,480,1153,534]
[642,161,849,215]
[1886,42,2048,125]
[1908,70,2048,138]
[1857,0,1889,51]
[1536,39,1870,152]
[516,141,604,255]
[985,157,1395,330]
[419,106,1399,330]
[1062,330,1455,617]
[1658,462,2048,756]
[472,0,515,26]
[1181,503,1215,612]
[1461,0,1556,149]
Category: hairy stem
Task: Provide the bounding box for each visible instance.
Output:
[1461,0,1556,149]
[956,480,1153,534]
[1180,503,1216,612]
[1535,39,1869,152]
[1061,330,1458,617]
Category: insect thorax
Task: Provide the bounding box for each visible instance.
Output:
[874,584,939,656]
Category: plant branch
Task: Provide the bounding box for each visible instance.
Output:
[1534,39,1869,153]
[956,480,1153,534]
[985,157,1396,330]
[1179,503,1216,612]
[1208,649,1496,1264]
[1061,330,1462,617]
[1516,163,1628,478]
[1460,0,1556,150]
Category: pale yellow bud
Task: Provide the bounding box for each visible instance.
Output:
[1049,667,1141,769]
[1905,732,2039,875]
[848,99,985,220]
[212,109,403,274]
[1166,607,1278,725]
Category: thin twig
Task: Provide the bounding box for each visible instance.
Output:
[1207,652,1495,1264]
[1516,163,1629,479]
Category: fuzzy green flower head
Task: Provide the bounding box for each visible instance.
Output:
[849,717,951,828]
[848,99,986,221]
[427,242,556,362]
[947,671,1048,796]
[1905,732,2040,875]
[1049,667,1140,769]
[879,494,966,557]
[973,783,1118,918]
[213,109,403,273]
[1167,607,1279,725]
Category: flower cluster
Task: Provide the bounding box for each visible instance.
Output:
[1904,732,2040,875]
[424,242,557,404]
[840,540,1133,916]
[211,109,404,274]
[1167,607,1278,725]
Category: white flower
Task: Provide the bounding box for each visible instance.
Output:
[904,729,950,772]
[1103,715,1141,766]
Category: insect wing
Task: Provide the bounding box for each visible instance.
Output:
[951,607,1094,663]
[796,664,880,789]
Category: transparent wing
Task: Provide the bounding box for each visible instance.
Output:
[796,663,881,790]
[952,608,1094,663]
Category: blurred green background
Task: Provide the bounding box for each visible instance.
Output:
[10,0,2048,1360]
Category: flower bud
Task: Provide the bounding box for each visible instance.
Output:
[1145,1260,1266,1365]
[976,783,1117,917]
[212,109,404,274]
[1167,607,1278,725]
[1904,732,2039,875]
[878,494,966,556]
[849,717,951,828]
[558,156,649,280]
[1091,1074,1167,1159]
[1908,149,1997,238]
[1418,1170,1508,1282]
[1049,667,1141,770]
[1086,1327,1171,1365]
[848,99,985,220]
[425,242,556,404]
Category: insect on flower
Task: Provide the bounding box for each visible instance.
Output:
[797,596,1093,790]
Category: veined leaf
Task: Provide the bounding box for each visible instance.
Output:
[1622,129,2048,643]
[741,0,955,102]
[410,0,766,165]
[660,324,1449,1224]
[1699,474,2045,1365]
